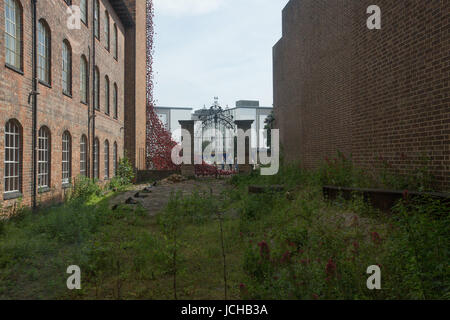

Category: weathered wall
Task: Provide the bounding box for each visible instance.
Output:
[274,0,450,190]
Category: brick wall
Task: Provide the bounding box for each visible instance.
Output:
[273,0,450,191]
[124,0,147,170]
[0,0,130,208]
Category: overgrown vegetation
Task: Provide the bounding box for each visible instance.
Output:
[150,158,449,300]
[0,154,448,300]
[0,156,143,299]
[318,151,436,191]
[229,161,449,300]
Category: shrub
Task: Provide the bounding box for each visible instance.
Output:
[70,176,102,200]
[116,156,135,185]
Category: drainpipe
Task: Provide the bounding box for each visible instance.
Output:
[30,0,38,209]
[91,1,96,180]
[87,46,91,179]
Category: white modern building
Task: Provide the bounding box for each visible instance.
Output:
[192,100,273,164]
[229,100,273,150]
[155,100,272,164]
[154,106,194,143]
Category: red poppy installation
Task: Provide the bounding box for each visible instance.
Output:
[145,1,235,175]
[145,0,178,170]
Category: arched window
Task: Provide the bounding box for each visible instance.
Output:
[93,138,99,179]
[80,135,87,176]
[62,40,72,95]
[94,66,100,110]
[4,0,22,70]
[113,24,118,59]
[94,0,99,39]
[38,126,51,188]
[113,83,118,118]
[104,11,110,50]
[80,55,88,103]
[113,142,118,176]
[80,0,87,24]
[4,120,22,194]
[104,140,109,179]
[105,75,110,115]
[62,131,71,184]
[38,19,51,84]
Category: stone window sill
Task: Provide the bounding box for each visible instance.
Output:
[39,80,52,89]
[3,191,22,201]
[62,183,72,189]
[38,186,51,194]
[5,63,24,75]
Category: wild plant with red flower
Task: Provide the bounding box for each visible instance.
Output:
[371,231,382,245]
[258,241,270,260]
[325,258,337,277]
[280,251,291,264]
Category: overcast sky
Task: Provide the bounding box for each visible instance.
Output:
[153,0,290,110]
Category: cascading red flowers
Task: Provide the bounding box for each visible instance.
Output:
[145,0,178,170]
[145,1,237,174]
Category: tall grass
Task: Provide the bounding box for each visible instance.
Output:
[0,175,164,299]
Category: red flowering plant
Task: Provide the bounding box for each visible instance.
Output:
[146,104,180,170]
[145,1,179,171]
[318,151,369,188]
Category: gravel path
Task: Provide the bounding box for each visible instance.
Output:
[109,177,230,216]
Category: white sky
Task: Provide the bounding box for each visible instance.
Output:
[153,0,290,110]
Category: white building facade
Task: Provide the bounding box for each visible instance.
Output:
[154,106,194,143]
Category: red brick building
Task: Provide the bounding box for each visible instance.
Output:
[273,0,449,190]
[0,0,147,208]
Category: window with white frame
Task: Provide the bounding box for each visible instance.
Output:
[94,67,100,110]
[80,55,88,103]
[4,120,21,194]
[80,0,87,24]
[5,0,22,69]
[38,20,50,84]
[105,75,110,114]
[62,131,71,184]
[104,140,109,179]
[113,142,118,176]
[62,40,72,95]
[113,24,118,59]
[94,0,99,39]
[38,127,50,188]
[104,11,110,50]
[80,135,87,176]
[93,138,99,179]
[113,83,118,118]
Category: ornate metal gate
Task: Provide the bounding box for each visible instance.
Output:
[196,98,236,175]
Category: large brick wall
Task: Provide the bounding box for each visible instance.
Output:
[0,0,132,208]
[273,0,450,190]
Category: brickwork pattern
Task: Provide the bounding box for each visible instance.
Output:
[273,0,450,190]
[0,0,128,207]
